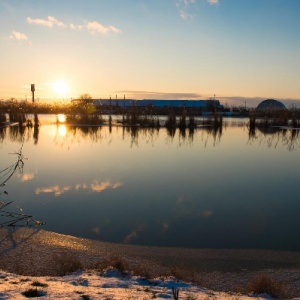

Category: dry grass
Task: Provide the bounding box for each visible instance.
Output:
[245,273,289,299]
[94,256,129,274]
[51,252,83,276]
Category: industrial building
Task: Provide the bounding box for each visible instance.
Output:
[72,98,223,111]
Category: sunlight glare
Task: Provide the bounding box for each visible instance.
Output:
[57,114,66,123]
[58,124,67,137]
[52,80,69,96]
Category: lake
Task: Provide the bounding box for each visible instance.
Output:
[1,115,300,251]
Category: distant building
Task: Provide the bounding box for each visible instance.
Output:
[256,99,286,110]
[72,98,223,110]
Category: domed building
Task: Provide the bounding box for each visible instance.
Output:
[256,99,286,110]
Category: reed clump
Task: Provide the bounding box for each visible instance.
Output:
[249,107,300,130]
[0,113,6,124]
[121,107,160,128]
[65,113,104,125]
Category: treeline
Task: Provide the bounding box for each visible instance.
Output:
[0,99,71,114]
[1,99,300,130]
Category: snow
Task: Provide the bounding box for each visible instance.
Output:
[0,268,271,300]
[1,228,300,299]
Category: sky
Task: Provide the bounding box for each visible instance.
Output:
[1,0,300,107]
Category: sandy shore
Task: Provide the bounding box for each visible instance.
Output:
[1,228,300,297]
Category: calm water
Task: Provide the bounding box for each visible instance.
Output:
[1,115,300,251]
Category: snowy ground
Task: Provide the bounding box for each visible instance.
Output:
[0,268,269,300]
[1,228,300,299]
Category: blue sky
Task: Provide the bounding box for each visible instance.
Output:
[1,0,300,107]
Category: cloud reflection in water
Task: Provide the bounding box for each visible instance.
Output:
[35,185,71,196]
[35,180,123,196]
[19,172,35,182]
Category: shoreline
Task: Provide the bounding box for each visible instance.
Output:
[1,228,300,296]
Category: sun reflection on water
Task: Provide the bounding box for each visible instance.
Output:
[57,124,67,137]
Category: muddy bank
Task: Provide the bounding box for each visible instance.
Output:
[1,228,300,296]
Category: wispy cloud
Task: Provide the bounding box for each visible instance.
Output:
[179,9,192,21]
[177,0,196,20]
[69,23,83,31]
[118,90,202,100]
[207,0,219,4]
[27,16,66,28]
[9,31,28,41]
[86,21,122,35]
[27,16,122,36]
[177,0,219,20]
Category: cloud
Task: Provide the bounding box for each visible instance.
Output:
[186,0,196,4]
[179,9,193,20]
[69,23,83,31]
[9,31,28,41]
[86,21,122,35]
[177,0,219,20]
[27,16,66,28]
[117,90,202,100]
[177,0,196,20]
[27,16,122,36]
[207,0,219,4]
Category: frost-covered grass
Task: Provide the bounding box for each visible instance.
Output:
[0,268,273,300]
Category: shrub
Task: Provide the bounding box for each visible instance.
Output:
[21,288,45,298]
[52,252,83,276]
[94,256,128,274]
[247,273,288,299]
[131,266,151,280]
[31,281,48,287]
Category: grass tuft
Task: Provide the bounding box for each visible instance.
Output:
[52,252,83,276]
[31,281,48,287]
[21,288,45,298]
[247,273,288,299]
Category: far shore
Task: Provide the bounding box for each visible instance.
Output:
[1,228,300,295]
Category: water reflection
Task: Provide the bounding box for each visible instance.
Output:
[0,124,40,145]
[2,115,300,250]
[18,172,35,182]
[248,126,300,151]
[35,180,123,196]
[33,124,39,144]
[57,114,66,123]
[57,124,67,137]
[1,119,300,152]
[0,144,44,228]
[122,126,160,147]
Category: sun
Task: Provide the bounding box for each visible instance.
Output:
[52,80,69,96]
